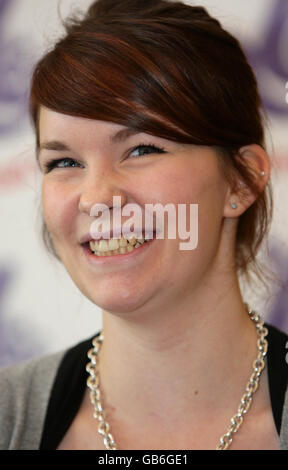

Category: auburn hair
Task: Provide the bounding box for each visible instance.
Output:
[30,0,273,285]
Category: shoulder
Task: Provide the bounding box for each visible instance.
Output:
[266,321,288,346]
[264,323,288,449]
[266,322,288,384]
[0,349,66,385]
[280,386,288,450]
[39,334,96,450]
[0,349,66,450]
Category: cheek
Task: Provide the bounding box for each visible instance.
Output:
[154,160,227,253]
[151,159,225,208]
[41,181,75,241]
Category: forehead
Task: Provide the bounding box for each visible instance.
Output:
[38,106,194,157]
[38,106,158,156]
[39,106,128,140]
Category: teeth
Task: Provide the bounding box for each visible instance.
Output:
[119,238,128,247]
[89,240,95,251]
[108,238,119,251]
[127,236,137,246]
[98,240,109,252]
[88,235,151,256]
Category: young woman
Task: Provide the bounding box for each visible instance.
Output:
[0,0,287,450]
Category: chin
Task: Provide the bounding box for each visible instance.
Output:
[75,277,153,315]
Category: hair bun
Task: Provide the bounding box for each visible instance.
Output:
[85,0,218,26]
[86,0,158,20]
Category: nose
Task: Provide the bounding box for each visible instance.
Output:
[78,171,127,216]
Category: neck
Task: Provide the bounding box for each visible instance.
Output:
[97,271,258,432]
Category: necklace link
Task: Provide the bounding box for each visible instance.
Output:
[86,304,268,450]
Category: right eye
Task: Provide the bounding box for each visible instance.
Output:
[42,158,82,173]
[128,143,166,159]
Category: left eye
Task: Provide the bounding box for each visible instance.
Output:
[43,158,82,173]
[129,143,166,158]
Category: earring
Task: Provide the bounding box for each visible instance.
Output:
[231,202,238,209]
[260,170,265,176]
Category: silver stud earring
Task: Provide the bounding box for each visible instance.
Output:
[231,202,238,209]
[260,170,265,176]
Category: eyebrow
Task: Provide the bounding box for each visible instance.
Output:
[39,141,71,153]
[38,128,142,154]
[110,127,142,143]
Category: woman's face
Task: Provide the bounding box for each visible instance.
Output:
[38,106,231,314]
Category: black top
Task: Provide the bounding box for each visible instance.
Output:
[39,323,288,450]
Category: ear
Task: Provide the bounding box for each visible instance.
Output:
[223,144,270,218]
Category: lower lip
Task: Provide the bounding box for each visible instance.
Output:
[81,238,156,266]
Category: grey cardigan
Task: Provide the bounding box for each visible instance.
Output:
[0,350,288,450]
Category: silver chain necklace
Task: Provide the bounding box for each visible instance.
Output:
[86,304,268,450]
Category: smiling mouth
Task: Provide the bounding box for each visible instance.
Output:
[84,234,155,257]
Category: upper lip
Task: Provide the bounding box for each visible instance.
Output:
[79,228,157,244]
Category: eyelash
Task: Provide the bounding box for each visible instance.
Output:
[42,143,166,173]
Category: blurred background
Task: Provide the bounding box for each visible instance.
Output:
[0,0,287,367]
